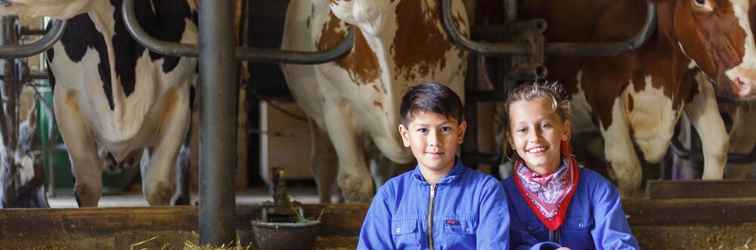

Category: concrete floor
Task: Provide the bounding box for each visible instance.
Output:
[47,186,323,208]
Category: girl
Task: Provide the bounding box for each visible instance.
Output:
[502,83,638,250]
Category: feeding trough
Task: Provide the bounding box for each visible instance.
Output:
[251,168,323,250]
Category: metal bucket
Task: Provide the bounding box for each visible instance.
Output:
[251,219,321,250]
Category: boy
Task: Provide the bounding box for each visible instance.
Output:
[357,82,510,249]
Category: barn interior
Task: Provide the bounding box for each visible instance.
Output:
[0,0,755,249]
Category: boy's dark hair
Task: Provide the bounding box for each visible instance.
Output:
[400,81,464,126]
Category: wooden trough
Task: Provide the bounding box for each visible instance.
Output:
[2,180,756,249]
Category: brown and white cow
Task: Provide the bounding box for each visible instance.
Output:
[505,0,756,195]
[664,71,756,180]
[0,0,198,206]
[282,0,469,202]
[722,104,756,179]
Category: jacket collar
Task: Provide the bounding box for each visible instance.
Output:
[411,158,466,185]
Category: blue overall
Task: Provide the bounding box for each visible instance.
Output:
[358,160,510,249]
[503,168,639,250]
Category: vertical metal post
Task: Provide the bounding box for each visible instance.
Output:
[0,16,18,147]
[199,0,238,246]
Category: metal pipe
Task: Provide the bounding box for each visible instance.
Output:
[235,31,354,64]
[198,0,237,246]
[442,0,657,57]
[122,0,197,57]
[544,2,657,56]
[122,0,353,63]
[0,16,15,147]
[0,70,49,80]
[503,0,517,23]
[472,20,547,41]
[0,19,65,59]
[442,0,531,56]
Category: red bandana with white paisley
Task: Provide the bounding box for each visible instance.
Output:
[513,155,580,231]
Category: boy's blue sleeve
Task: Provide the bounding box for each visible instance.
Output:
[476,179,511,249]
[590,182,640,250]
[357,190,394,250]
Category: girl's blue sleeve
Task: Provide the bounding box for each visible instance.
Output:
[590,182,640,250]
[476,180,511,249]
[357,190,394,250]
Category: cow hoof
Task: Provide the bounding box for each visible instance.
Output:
[73,183,100,207]
[338,175,373,203]
[171,193,191,206]
[145,182,173,205]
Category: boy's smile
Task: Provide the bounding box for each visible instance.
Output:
[399,111,466,183]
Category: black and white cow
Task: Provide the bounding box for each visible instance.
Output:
[0,0,197,207]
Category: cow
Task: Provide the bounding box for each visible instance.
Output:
[668,72,756,180]
[461,0,756,196]
[282,0,470,202]
[722,103,756,179]
[0,0,198,207]
[522,0,756,195]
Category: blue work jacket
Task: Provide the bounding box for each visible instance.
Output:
[503,167,639,250]
[357,160,510,249]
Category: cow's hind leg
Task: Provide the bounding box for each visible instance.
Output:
[310,121,339,203]
[171,144,192,205]
[602,98,643,197]
[323,101,373,202]
[685,76,727,180]
[54,89,103,207]
[141,86,190,206]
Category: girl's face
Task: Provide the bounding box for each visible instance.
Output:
[399,111,466,175]
[507,97,571,175]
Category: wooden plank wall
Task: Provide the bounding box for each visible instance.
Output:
[2,200,756,249]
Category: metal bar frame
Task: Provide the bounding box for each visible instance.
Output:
[0,19,65,59]
[198,0,237,245]
[122,0,354,64]
[441,0,657,57]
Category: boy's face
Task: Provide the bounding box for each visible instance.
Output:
[399,111,466,175]
[507,97,571,175]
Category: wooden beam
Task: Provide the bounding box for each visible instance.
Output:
[646,179,756,199]
[624,197,756,225]
[4,200,756,249]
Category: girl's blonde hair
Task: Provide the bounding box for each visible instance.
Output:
[502,81,571,129]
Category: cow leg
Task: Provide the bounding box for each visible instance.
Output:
[171,144,191,205]
[54,89,103,207]
[141,87,190,206]
[725,106,756,179]
[602,98,643,197]
[369,154,394,190]
[323,102,373,202]
[685,77,727,180]
[310,121,339,203]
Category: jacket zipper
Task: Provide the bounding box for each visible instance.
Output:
[427,184,437,249]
